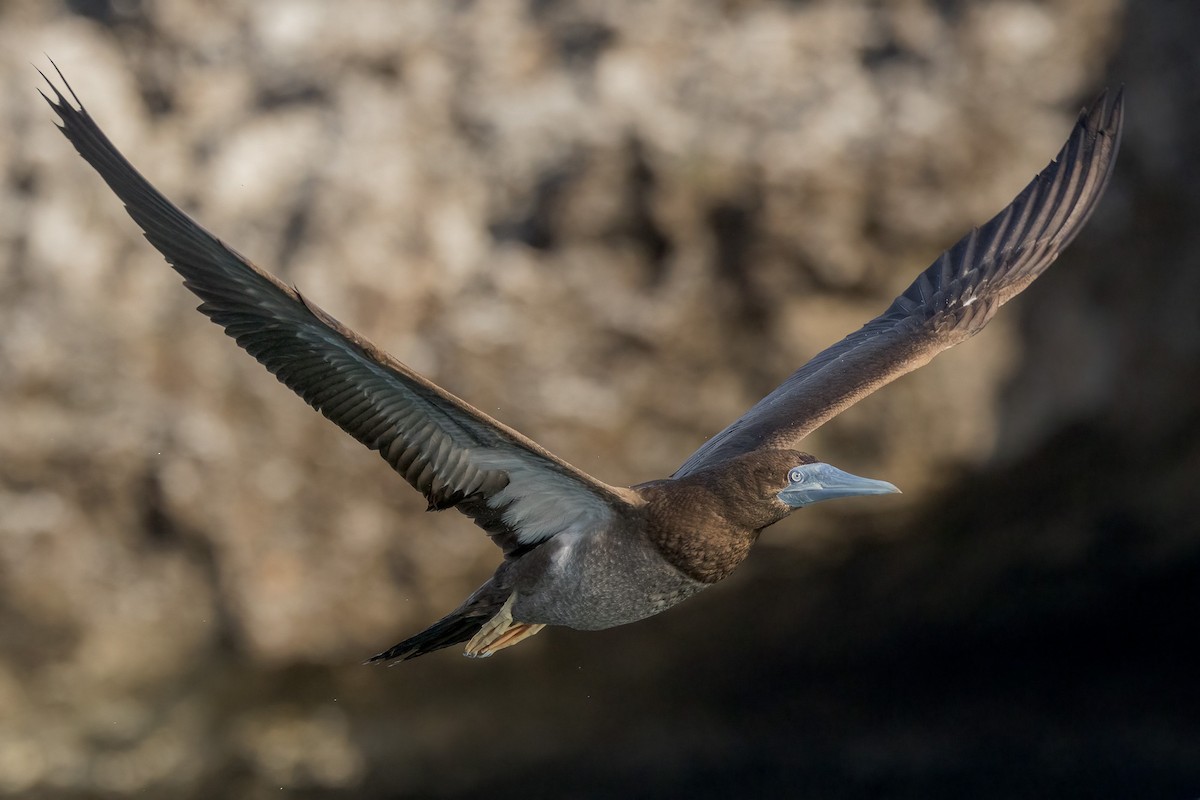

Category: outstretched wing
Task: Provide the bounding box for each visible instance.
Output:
[675,90,1124,478]
[41,63,635,555]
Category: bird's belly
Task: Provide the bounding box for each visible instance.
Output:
[512,533,709,631]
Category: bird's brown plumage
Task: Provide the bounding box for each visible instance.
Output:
[40,61,1123,661]
[640,450,817,583]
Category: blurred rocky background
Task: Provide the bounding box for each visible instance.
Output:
[1,0,1197,797]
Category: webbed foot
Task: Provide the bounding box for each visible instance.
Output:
[463,593,545,658]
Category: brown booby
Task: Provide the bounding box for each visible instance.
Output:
[41,64,1123,661]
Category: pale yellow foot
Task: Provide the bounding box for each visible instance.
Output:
[486,622,546,653]
[463,594,546,658]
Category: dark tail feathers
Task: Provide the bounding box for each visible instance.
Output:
[365,612,487,664]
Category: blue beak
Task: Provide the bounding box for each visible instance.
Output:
[777,462,900,508]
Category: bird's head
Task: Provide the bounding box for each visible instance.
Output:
[690,449,900,531]
[774,451,900,510]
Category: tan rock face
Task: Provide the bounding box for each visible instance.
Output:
[5,1,1198,797]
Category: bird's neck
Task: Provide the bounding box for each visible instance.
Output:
[638,482,762,584]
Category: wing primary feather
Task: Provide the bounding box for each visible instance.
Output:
[674,89,1123,477]
[42,61,632,555]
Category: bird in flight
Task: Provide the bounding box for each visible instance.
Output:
[41,63,1123,661]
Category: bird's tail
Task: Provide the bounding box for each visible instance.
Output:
[366,574,512,663]
[365,611,488,663]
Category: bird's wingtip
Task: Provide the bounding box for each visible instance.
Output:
[1107,85,1126,133]
[36,57,90,120]
[1081,85,1125,138]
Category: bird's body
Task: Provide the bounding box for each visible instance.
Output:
[379,449,806,658]
[41,63,1124,661]
[486,511,710,631]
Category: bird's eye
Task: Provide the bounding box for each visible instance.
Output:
[788,467,806,483]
